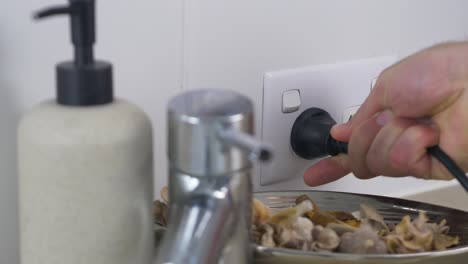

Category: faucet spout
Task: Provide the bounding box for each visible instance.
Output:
[154,171,251,264]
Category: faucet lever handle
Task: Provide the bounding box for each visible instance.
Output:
[217,127,272,162]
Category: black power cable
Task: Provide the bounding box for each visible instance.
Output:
[428,146,468,192]
[327,137,468,193]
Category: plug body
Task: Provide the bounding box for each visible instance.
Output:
[290,108,348,159]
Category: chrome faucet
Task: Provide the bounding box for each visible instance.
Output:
[155,89,271,264]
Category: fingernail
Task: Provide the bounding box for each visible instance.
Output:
[376,110,393,126]
[331,122,350,134]
[333,123,347,130]
[417,117,439,129]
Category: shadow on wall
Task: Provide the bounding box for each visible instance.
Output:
[0,35,20,263]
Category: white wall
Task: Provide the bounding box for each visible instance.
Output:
[182,0,468,193]
[1,0,467,262]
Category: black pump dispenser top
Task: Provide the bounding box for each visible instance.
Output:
[35,0,113,106]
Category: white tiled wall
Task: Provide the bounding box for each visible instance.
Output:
[2,0,468,262]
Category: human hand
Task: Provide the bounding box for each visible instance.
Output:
[304,42,468,186]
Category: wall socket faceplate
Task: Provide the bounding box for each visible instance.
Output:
[260,56,396,186]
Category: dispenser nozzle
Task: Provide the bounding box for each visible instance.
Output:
[33,0,113,106]
[34,6,75,19]
[34,0,96,65]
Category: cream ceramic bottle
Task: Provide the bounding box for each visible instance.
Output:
[17,1,154,264]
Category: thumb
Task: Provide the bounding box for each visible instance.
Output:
[330,122,352,142]
[304,155,351,186]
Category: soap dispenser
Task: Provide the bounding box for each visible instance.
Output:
[17,1,154,263]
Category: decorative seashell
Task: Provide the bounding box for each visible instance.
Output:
[398,214,433,251]
[293,217,314,241]
[360,204,389,232]
[432,219,460,250]
[385,211,459,253]
[295,194,319,211]
[306,210,341,227]
[311,225,340,251]
[160,186,169,204]
[327,222,357,236]
[386,216,431,253]
[252,198,271,225]
[250,224,262,244]
[153,200,168,226]
[329,211,361,228]
[260,224,276,247]
[339,222,387,254]
[273,225,293,246]
[270,200,313,228]
[273,225,309,250]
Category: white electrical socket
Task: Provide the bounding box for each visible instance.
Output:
[260,56,396,186]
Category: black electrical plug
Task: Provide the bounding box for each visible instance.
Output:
[290,107,347,159]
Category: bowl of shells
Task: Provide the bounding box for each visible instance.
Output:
[154,188,468,264]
